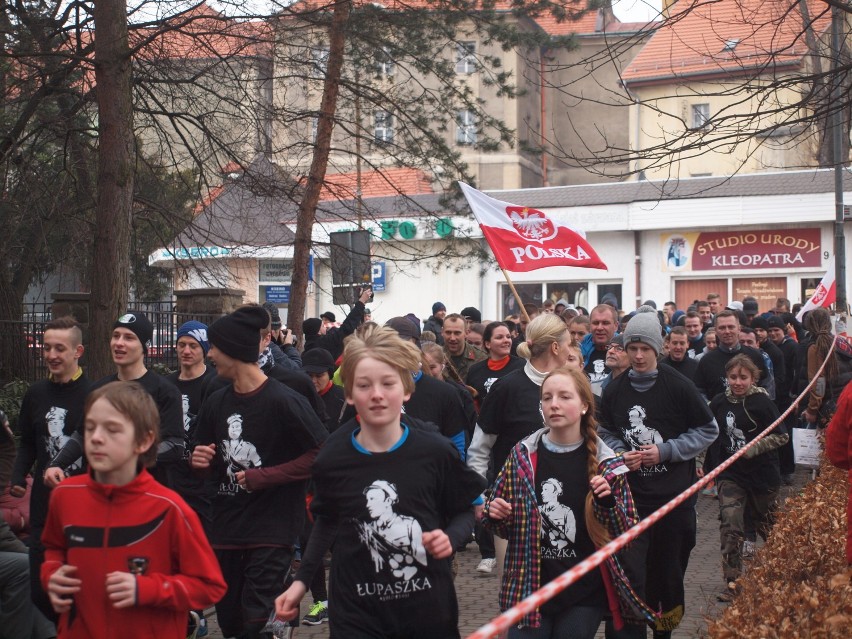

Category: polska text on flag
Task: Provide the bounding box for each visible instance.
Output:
[459,182,607,272]
[796,260,836,321]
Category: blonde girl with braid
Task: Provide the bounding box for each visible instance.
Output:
[484,367,657,638]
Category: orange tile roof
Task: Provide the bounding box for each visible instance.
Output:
[131,3,272,61]
[193,184,225,215]
[314,167,435,200]
[622,0,831,86]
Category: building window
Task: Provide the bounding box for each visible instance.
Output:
[311,46,329,79]
[455,41,476,74]
[374,110,394,144]
[375,48,394,77]
[691,103,710,129]
[456,110,476,145]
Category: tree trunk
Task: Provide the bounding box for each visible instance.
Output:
[288,0,350,339]
[89,0,135,379]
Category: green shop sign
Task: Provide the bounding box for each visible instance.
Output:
[379,218,455,240]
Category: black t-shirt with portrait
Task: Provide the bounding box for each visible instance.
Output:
[478,368,543,470]
[694,346,769,401]
[584,348,610,384]
[709,391,784,492]
[309,424,485,639]
[166,367,217,459]
[12,374,91,530]
[687,335,706,359]
[195,378,327,546]
[166,367,217,518]
[466,356,525,404]
[535,443,605,614]
[600,366,713,507]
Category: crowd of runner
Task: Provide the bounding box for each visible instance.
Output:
[4,288,852,639]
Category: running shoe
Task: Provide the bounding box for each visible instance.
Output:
[302,600,329,626]
[476,558,497,573]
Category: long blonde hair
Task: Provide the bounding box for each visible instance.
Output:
[541,366,610,549]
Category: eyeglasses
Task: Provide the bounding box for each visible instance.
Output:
[606,344,623,352]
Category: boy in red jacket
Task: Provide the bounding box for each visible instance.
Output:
[41,381,226,638]
[826,382,852,565]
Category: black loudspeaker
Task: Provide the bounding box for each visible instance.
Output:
[330,230,372,305]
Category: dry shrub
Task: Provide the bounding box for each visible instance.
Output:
[707,460,852,638]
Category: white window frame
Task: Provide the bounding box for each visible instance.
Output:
[455,41,476,74]
[311,46,329,79]
[374,110,394,144]
[375,48,395,77]
[691,103,710,130]
[456,109,477,145]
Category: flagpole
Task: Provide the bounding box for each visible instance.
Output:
[502,268,532,324]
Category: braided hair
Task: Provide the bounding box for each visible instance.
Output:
[806,308,838,380]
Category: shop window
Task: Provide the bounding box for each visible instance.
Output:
[500,283,542,319]
[597,284,622,310]
[545,283,590,311]
[800,277,821,307]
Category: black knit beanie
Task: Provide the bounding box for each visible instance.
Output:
[208,307,268,362]
[303,317,322,337]
[114,312,154,354]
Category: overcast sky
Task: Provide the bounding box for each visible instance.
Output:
[612,0,662,22]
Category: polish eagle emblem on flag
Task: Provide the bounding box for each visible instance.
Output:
[811,282,829,305]
[506,206,556,244]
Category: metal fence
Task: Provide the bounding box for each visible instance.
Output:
[0,301,224,383]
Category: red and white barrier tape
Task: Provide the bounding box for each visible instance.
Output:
[466,339,836,639]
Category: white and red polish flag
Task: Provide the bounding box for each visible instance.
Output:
[459,182,607,272]
[796,261,836,321]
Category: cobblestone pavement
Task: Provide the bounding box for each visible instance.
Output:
[206,470,811,639]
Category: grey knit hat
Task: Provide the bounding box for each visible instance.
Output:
[623,310,664,356]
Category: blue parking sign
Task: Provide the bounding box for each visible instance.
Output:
[372,262,386,292]
[266,286,290,303]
